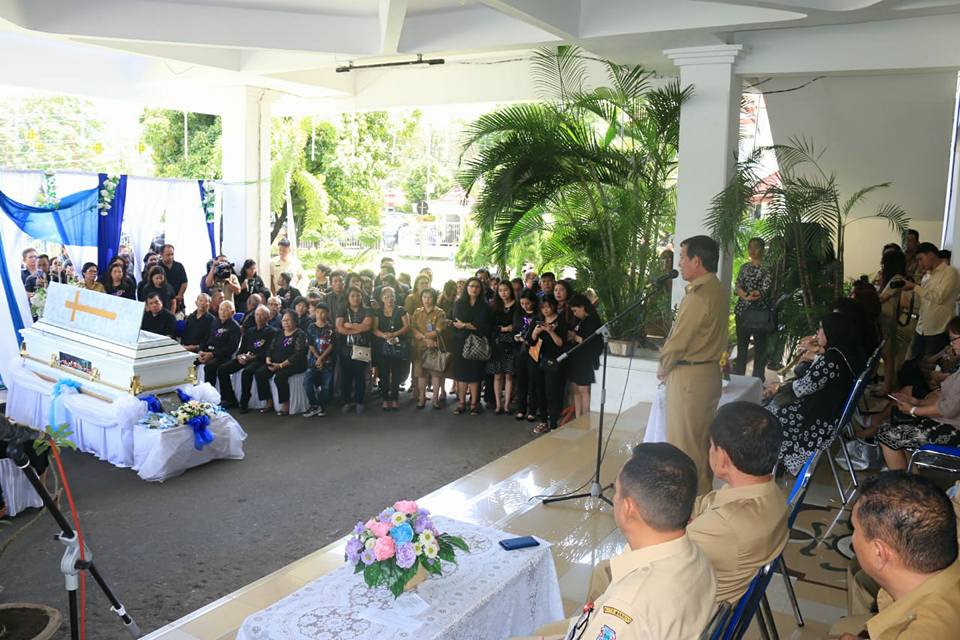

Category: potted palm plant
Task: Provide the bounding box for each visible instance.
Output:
[458,46,690,349]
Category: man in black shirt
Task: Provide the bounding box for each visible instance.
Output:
[218,305,275,411]
[141,293,177,338]
[241,293,264,332]
[20,248,38,285]
[160,244,189,311]
[181,293,216,352]
[197,300,242,384]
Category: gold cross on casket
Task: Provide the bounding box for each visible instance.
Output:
[65,291,118,322]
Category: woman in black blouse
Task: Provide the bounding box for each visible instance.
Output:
[734,237,773,378]
[565,294,603,418]
[276,272,303,309]
[235,259,269,313]
[254,310,307,415]
[102,258,137,299]
[487,281,518,415]
[553,279,575,324]
[373,286,410,411]
[451,277,491,415]
[513,289,541,422]
[336,286,373,413]
[529,295,567,434]
[140,265,177,313]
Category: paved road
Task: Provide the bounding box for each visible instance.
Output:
[0,398,536,639]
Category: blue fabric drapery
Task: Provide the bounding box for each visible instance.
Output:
[199,180,216,259]
[0,187,99,245]
[0,225,25,346]
[97,173,127,269]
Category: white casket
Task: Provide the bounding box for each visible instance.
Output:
[18,283,196,399]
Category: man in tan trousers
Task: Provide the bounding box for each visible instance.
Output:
[658,235,727,494]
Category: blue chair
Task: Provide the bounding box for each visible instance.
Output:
[700,601,731,640]
[907,443,960,478]
[233,312,245,323]
[776,450,821,627]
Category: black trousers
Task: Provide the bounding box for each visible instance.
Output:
[217,359,259,406]
[201,357,230,387]
[734,323,769,379]
[254,363,306,405]
[379,356,408,401]
[514,353,539,415]
[910,331,948,361]
[339,355,368,404]
[538,363,565,428]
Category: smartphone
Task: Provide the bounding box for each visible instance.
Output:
[499,536,540,551]
[887,394,899,401]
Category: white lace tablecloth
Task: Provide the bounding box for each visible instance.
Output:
[4,362,247,482]
[237,518,564,640]
[644,374,763,444]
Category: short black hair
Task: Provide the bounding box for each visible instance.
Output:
[145,292,162,303]
[916,242,939,256]
[292,296,308,308]
[81,262,97,274]
[278,238,291,247]
[747,237,765,250]
[939,249,951,261]
[622,443,697,532]
[540,271,556,281]
[855,472,958,573]
[709,402,782,476]
[906,229,920,240]
[681,235,719,272]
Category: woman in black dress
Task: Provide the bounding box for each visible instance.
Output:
[566,293,603,418]
[373,286,410,411]
[530,295,567,434]
[553,279,575,324]
[254,310,308,415]
[766,312,863,474]
[336,286,373,414]
[140,265,176,312]
[513,289,541,422]
[488,281,518,415]
[235,259,269,314]
[451,277,491,415]
[102,258,137,299]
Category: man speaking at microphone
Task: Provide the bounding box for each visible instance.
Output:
[657,235,727,494]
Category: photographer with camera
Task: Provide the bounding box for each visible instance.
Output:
[205,254,241,304]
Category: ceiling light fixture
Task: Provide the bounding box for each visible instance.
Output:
[336,53,445,73]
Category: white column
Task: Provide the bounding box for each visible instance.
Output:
[941,79,960,252]
[664,45,743,307]
[221,86,273,276]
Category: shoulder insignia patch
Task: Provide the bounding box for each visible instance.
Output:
[595,625,617,640]
[602,606,633,624]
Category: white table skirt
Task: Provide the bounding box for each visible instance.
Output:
[4,363,247,482]
[0,457,43,517]
[237,517,564,640]
[198,367,309,415]
[644,374,764,444]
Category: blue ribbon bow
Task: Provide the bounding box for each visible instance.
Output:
[138,394,164,414]
[49,378,83,429]
[176,388,192,403]
[188,414,215,451]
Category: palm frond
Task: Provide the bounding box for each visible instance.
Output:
[531,45,586,101]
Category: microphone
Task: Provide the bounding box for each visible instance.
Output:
[654,269,679,285]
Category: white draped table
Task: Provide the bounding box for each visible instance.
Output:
[643,374,764,444]
[237,518,564,640]
[3,363,247,482]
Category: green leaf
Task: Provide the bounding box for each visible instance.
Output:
[389,577,405,598]
[353,562,364,574]
[442,535,470,553]
[363,562,381,588]
[438,545,456,563]
[423,557,443,575]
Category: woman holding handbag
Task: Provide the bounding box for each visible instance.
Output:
[734,237,773,378]
[513,288,541,422]
[529,295,568,434]
[411,288,448,409]
[488,281,519,415]
[336,286,373,414]
[452,277,492,415]
[373,286,410,411]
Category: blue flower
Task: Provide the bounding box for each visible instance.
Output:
[390,522,414,546]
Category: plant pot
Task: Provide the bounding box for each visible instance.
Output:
[0,603,62,640]
[607,339,636,358]
[404,565,428,592]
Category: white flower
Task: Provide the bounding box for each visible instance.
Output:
[424,543,439,559]
[365,538,376,550]
[413,542,423,556]
[100,189,109,197]
[390,512,407,526]
[419,530,435,544]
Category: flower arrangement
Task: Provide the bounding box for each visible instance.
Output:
[98,175,121,216]
[136,389,219,450]
[346,501,469,598]
[201,181,216,223]
[36,170,59,209]
[30,284,48,319]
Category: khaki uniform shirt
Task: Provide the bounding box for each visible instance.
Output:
[687,480,789,603]
[566,535,716,640]
[914,262,959,336]
[659,274,727,375]
[270,254,304,291]
[866,561,960,639]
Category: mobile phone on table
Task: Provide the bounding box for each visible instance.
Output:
[499,536,540,551]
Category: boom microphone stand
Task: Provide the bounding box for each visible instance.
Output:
[7,440,141,640]
[542,270,678,507]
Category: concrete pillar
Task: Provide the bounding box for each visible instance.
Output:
[221,86,273,276]
[664,45,743,307]
[941,82,960,252]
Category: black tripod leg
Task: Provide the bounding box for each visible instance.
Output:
[542,492,594,505]
[87,563,142,637]
[68,589,80,640]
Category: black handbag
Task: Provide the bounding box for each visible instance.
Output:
[740,308,777,333]
[382,339,410,361]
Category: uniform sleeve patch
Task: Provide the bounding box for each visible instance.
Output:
[595,625,617,640]
[601,606,633,624]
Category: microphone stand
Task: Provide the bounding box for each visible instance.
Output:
[542,276,675,507]
[7,441,141,639]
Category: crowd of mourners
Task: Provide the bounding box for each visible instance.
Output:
[19,239,603,433]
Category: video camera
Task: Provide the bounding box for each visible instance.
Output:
[214,260,235,281]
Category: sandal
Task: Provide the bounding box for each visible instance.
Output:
[416,401,426,409]
[533,422,551,434]
[470,405,481,416]
[454,404,465,415]
[526,414,537,422]
[515,412,525,420]
[494,407,504,415]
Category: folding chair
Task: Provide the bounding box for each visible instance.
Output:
[907,443,960,488]
[775,450,821,627]
[700,601,731,640]
[717,561,779,640]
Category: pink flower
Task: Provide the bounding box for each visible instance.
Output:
[370,521,391,538]
[393,500,419,515]
[365,518,378,531]
[374,536,396,561]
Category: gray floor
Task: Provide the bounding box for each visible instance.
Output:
[0,396,537,639]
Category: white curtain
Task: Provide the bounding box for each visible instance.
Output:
[0,171,39,387]
[123,177,171,282]
[162,180,211,306]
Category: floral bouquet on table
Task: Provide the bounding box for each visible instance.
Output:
[346,501,469,598]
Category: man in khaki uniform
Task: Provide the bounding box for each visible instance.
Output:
[270,238,305,292]
[831,472,960,640]
[687,402,789,603]
[514,443,716,640]
[903,241,960,359]
[658,235,728,494]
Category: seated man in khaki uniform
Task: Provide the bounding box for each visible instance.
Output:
[831,472,960,639]
[687,401,789,603]
[515,443,716,640]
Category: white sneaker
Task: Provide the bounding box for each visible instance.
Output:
[303,407,320,417]
[315,407,327,417]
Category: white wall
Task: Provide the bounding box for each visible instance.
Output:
[762,71,957,280]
